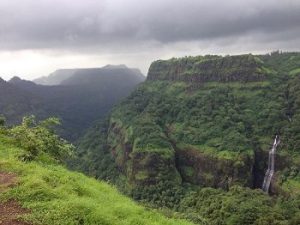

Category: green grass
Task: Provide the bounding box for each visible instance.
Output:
[202,81,270,89]
[0,134,194,225]
[289,68,300,76]
[177,143,253,160]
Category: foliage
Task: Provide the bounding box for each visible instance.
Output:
[107,53,300,158]
[69,120,122,185]
[0,133,193,225]
[148,54,268,82]
[74,52,300,225]
[9,116,74,161]
[130,181,300,225]
[131,181,190,210]
[177,186,300,225]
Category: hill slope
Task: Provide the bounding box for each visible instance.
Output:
[105,52,300,191]
[0,132,193,225]
[75,52,300,225]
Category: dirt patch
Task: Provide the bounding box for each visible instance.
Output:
[0,200,31,225]
[0,172,32,225]
[0,172,18,192]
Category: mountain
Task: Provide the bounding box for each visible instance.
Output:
[61,65,145,86]
[0,77,45,124]
[1,65,145,140]
[9,76,38,89]
[33,65,144,86]
[33,69,78,85]
[76,52,300,225]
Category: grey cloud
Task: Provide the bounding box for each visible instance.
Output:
[0,0,299,52]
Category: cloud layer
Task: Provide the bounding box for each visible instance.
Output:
[0,0,299,79]
[1,0,300,51]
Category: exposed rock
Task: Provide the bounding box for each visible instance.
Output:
[175,147,253,189]
[147,54,267,83]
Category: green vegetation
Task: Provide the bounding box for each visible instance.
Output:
[105,53,300,179]
[10,116,73,161]
[75,52,300,225]
[177,186,300,225]
[0,120,193,225]
[289,68,300,77]
[70,120,122,184]
[147,54,268,82]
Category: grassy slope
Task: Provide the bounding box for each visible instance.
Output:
[0,134,194,225]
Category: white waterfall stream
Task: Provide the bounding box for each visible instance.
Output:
[262,135,280,193]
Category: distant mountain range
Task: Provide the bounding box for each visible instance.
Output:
[0,77,44,125]
[33,65,143,86]
[33,69,78,85]
[1,65,145,140]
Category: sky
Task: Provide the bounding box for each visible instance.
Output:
[0,0,300,80]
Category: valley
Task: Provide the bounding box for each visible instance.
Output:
[1,0,300,224]
[75,52,300,224]
[1,52,300,225]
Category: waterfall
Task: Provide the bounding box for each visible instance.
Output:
[262,135,280,193]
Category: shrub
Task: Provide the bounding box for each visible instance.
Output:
[9,115,74,161]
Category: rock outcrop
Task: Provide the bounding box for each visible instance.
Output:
[148,54,267,83]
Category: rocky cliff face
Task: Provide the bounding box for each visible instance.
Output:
[175,147,254,189]
[107,115,262,190]
[107,120,182,187]
[147,54,267,83]
[85,53,300,195]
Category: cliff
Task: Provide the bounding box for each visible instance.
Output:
[147,54,268,83]
[78,52,300,196]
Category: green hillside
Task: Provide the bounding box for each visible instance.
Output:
[78,52,300,190]
[75,52,300,225]
[0,125,193,225]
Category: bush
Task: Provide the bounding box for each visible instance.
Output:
[9,115,74,161]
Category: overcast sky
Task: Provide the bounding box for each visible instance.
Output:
[0,0,300,80]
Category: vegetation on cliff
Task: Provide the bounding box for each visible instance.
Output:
[75,52,300,225]
[102,52,300,188]
[0,118,193,225]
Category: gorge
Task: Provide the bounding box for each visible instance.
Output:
[74,52,300,224]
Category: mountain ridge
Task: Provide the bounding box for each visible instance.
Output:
[1,65,145,140]
[75,52,300,225]
[33,65,144,86]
